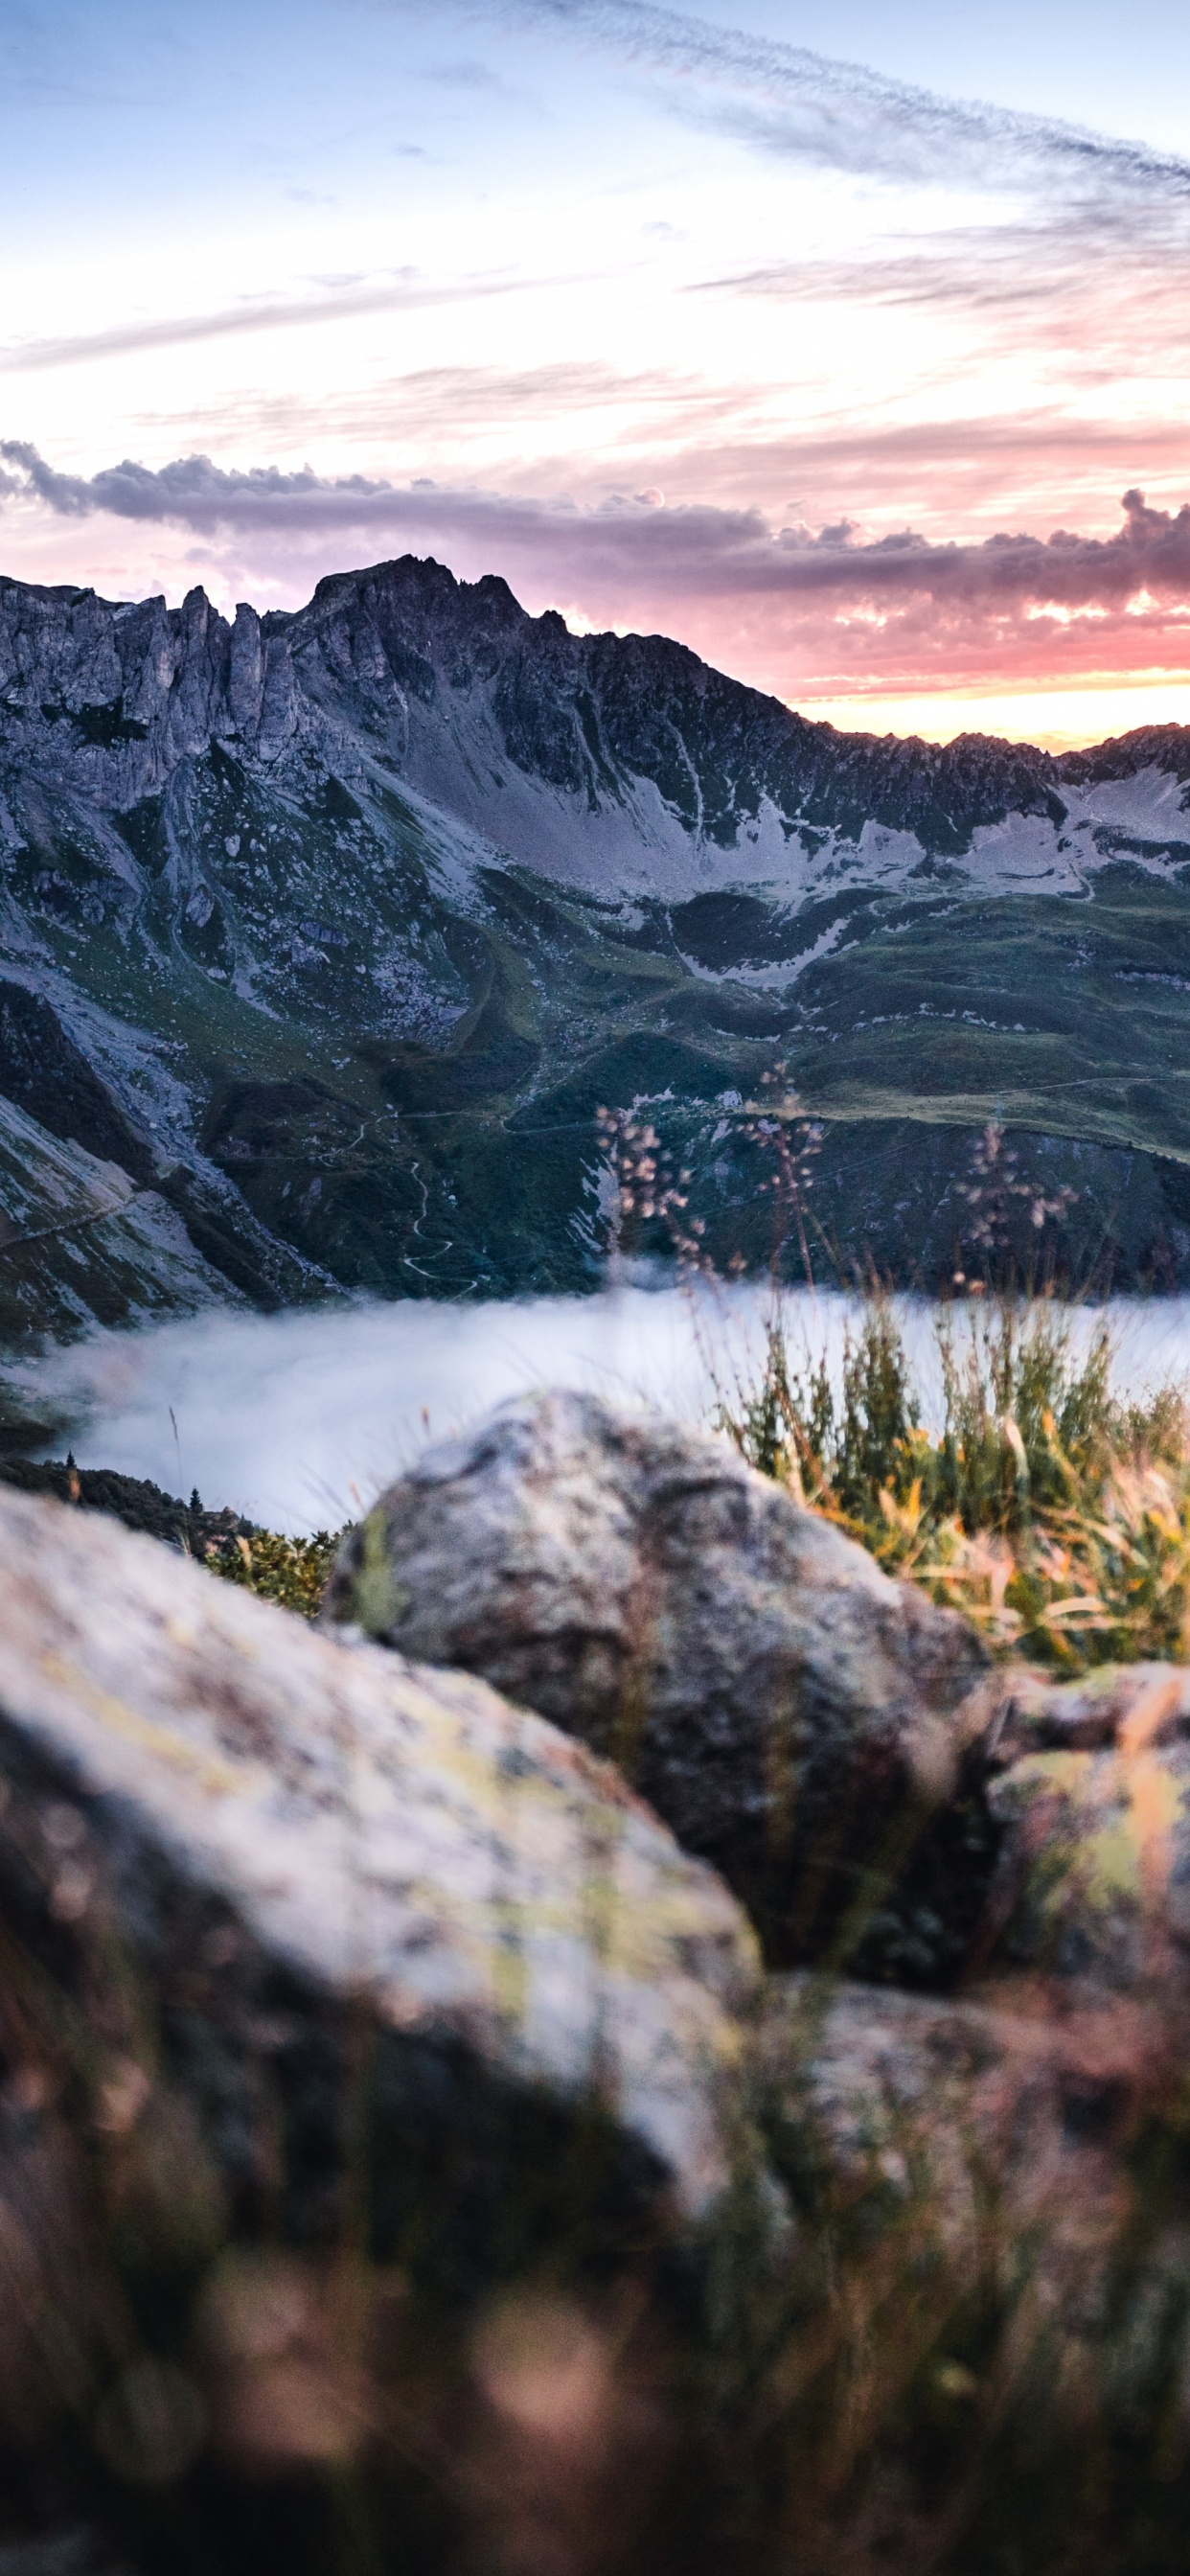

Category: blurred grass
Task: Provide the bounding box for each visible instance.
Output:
[718,1296,1190,1669]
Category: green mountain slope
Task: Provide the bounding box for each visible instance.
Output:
[2,553,1190,1339]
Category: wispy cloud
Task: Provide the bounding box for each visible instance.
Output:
[370,0,1190,488]
[697,203,1188,321]
[423,54,503,86]
[444,0,1190,202]
[693,198,1190,408]
[0,267,563,373]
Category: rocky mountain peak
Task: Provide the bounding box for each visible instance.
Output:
[2,554,1188,862]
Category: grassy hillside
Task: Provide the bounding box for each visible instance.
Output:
[790,862,1190,1153]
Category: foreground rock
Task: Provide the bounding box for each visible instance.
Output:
[323,1393,997,1966]
[7,1482,1190,2568]
[752,1969,1190,2576]
[0,1484,766,2569]
[981,1660,1190,2000]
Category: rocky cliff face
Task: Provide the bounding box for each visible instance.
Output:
[8,555,1186,879]
[3,555,1190,1344]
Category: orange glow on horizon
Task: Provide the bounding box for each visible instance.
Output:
[794,679,1190,749]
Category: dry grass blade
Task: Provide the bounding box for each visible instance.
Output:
[720,1295,1190,1672]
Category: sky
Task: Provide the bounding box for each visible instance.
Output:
[4,0,1190,747]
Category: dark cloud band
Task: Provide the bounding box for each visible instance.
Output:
[3,444,1188,619]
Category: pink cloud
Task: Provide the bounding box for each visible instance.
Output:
[4,443,1190,702]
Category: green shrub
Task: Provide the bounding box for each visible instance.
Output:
[202,1525,345,1619]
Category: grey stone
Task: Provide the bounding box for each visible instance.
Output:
[0,1482,761,2245]
[987,1736,1190,1993]
[0,1482,779,2567]
[991,1657,1190,1759]
[323,1392,996,1963]
[974,1663,1190,1995]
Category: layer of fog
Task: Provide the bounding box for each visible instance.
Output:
[13,1279,1190,1533]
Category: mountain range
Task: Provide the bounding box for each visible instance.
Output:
[3,549,1190,1379]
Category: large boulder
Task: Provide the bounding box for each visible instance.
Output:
[322,1393,997,1966]
[0,1484,767,2572]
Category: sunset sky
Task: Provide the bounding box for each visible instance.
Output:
[4,0,1190,745]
